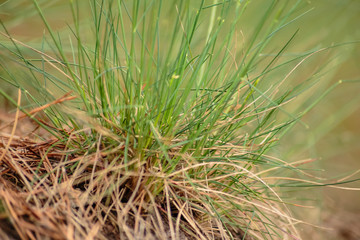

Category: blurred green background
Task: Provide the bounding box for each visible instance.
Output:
[1,1,359,239]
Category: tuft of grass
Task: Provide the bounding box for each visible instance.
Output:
[0,0,359,239]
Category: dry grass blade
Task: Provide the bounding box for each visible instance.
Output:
[0,89,21,163]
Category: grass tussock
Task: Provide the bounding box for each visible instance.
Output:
[0,0,358,239]
[0,96,301,239]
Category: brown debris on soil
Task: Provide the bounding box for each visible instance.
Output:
[0,131,101,239]
[0,102,106,239]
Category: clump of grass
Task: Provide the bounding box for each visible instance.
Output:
[0,0,354,239]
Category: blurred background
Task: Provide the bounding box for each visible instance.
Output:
[1,0,359,239]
